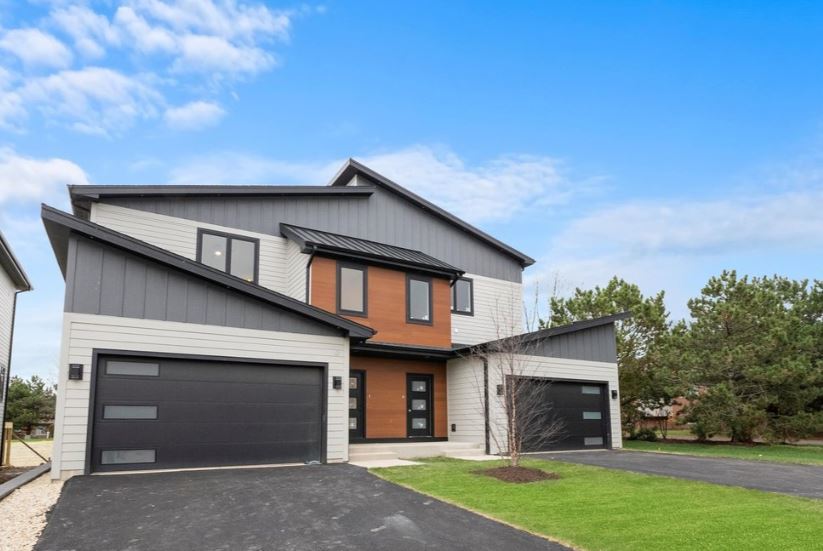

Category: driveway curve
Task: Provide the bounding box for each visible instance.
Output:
[534,450,823,500]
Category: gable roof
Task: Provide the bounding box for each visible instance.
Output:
[280,223,464,278]
[41,205,375,339]
[0,231,32,291]
[328,159,536,267]
[453,312,631,354]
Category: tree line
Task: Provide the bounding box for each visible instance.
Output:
[545,270,823,443]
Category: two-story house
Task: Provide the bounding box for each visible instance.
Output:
[43,159,622,479]
[0,231,32,459]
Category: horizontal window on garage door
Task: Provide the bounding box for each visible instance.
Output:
[101,449,157,465]
[583,411,602,420]
[103,405,158,420]
[105,360,159,377]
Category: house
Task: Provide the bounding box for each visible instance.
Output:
[43,159,623,479]
[0,231,33,461]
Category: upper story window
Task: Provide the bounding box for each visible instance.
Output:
[407,274,433,324]
[197,229,259,283]
[337,262,367,316]
[451,277,473,315]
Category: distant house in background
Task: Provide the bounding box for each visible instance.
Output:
[0,231,32,459]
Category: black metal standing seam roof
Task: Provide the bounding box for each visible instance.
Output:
[40,205,376,339]
[280,223,465,278]
[0,231,32,291]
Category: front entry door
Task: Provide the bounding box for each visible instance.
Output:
[349,370,365,440]
[407,374,433,438]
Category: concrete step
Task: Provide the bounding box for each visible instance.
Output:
[349,441,485,461]
[347,450,399,461]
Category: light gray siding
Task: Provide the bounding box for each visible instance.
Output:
[0,268,15,429]
[530,324,618,364]
[64,235,337,337]
[451,273,523,346]
[102,185,523,282]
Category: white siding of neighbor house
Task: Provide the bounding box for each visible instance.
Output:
[446,354,622,453]
[91,203,301,299]
[451,273,523,346]
[0,268,16,429]
[51,312,350,480]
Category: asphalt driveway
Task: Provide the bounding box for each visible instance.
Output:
[534,450,823,499]
[36,464,564,551]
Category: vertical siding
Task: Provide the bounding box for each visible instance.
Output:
[103,185,524,282]
[0,268,15,429]
[64,235,337,337]
[534,324,618,363]
[92,203,295,297]
[51,313,351,479]
[451,273,523,346]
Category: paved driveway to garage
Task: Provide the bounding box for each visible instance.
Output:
[534,450,823,500]
[36,464,564,551]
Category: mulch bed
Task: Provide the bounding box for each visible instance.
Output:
[473,466,559,483]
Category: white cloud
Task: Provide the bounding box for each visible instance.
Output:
[172,34,275,75]
[164,100,225,130]
[170,146,585,224]
[19,67,163,135]
[51,5,121,59]
[0,28,73,69]
[113,6,177,54]
[0,147,90,204]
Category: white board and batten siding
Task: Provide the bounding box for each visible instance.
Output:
[91,203,309,301]
[446,354,622,454]
[51,312,350,480]
[451,273,523,346]
[0,268,16,430]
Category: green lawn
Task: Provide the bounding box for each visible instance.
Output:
[374,458,823,551]
[625,440,823,466]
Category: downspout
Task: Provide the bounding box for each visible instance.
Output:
[482,356,490,455]
[304,245,317,304]
[0,291,20,462]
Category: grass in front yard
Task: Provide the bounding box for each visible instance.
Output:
[374,458,823,551]
[625,440,823,466]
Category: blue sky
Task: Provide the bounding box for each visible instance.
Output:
[0,1,821,382]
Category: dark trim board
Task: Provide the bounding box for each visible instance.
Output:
[85,349,330,474]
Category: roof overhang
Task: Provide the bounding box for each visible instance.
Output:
[350,341,456,361]
[69,184,375,218]
[453,312,632,354]
[0,231,32,291]
[41,204,376,340]
[328,159,536,268]
[280,223,464,279]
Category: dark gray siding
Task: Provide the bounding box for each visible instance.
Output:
[64,235,338,336]
[529,324,617,363]
[103,186,523,282]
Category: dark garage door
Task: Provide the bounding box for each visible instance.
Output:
[519,380,610,452]
[91,355,324,473]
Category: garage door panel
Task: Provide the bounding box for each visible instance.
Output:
[518,380,609,452]
[91,355,325,472]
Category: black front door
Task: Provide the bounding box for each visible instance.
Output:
[406,374,433,437]
[349,370,365,440]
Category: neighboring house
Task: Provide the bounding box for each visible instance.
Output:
[43,159,623,480]
[0,231,33,459]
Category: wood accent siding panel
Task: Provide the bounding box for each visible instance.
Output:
[91,203,299,298]
[310,256,452,347]
[351,356,447,439]
[450,273,523,346]
[50,313,350,479]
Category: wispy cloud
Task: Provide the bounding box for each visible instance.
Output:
[164,100,225,131]
[170,145,593,224]
[0,0,313,133]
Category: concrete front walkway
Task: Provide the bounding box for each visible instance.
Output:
[534,450,823,500]
[35,464,565,551]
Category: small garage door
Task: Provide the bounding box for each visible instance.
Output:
[90,355,324,473]
[519,380,610,452]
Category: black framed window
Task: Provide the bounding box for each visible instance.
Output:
[407,274,433,324]
[451,277,473,315]
[337,262,367,316]
[196,229,259,283]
